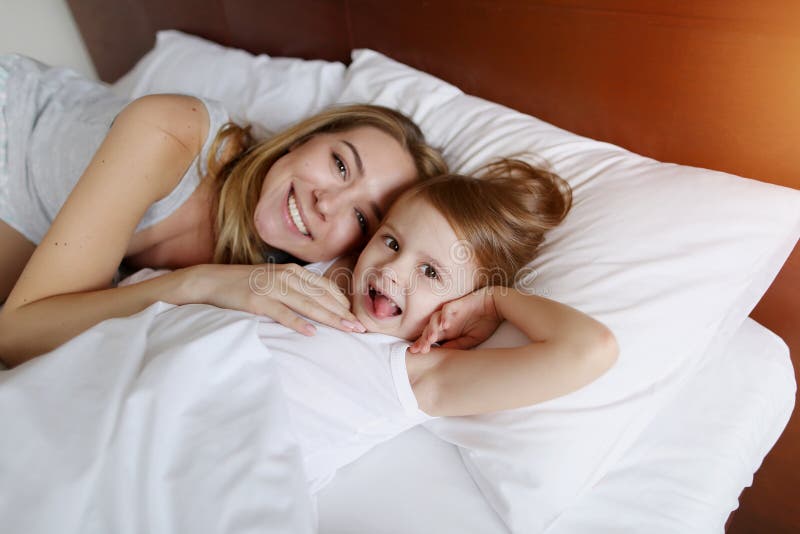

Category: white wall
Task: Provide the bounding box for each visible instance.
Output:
[0,0,97,79]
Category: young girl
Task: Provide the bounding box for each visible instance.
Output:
[109,158,616,492]
[327,158,618,416]
[0,54,447,366]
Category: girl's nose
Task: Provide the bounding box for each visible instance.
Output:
[380,264,399,285]
[380,256,411,294]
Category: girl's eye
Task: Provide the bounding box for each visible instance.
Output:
[382,235,399,251]
[333,153,347,179]
[356,210,368,236]
[422,264,438,279]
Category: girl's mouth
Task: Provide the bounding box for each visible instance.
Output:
[367,284,403,319]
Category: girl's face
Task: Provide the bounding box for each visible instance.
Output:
[253,126,418,262]
[352,196,481,341]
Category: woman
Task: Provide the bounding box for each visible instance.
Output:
[0,55,446,366]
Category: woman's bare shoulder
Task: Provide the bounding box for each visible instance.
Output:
[116,94,210,156]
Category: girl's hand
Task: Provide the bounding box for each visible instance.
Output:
[409,287,502,354]
[191,263,365,336]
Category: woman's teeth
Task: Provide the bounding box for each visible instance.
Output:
[288,192,309,236]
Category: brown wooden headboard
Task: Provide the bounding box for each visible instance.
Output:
[67,1,800,531]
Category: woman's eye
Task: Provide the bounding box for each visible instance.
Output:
[382,235,399,251]
[356,210,368,236]
[333,153,347,179]
[422,264,438,279]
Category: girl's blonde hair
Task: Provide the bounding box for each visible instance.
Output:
[401,159,572,287]
[204,105,448,264]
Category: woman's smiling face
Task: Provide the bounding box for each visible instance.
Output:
[351,195,481,341]
[253,126,418,262]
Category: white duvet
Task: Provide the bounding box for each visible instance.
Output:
[0,302,316,534]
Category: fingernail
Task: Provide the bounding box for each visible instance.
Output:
[304,324,316,335]
[342,319,367,332]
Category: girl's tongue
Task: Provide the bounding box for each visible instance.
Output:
[372,291,401,319]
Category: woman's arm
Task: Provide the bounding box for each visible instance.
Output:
[406,288,619,416]
[0,94,209,366]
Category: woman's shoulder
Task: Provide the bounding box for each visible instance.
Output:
[117,94,212,156]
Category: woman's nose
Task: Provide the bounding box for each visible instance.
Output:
[313,187,348,221]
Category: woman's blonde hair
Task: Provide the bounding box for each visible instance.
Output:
[204,105,448,264]
[400,159,572,287]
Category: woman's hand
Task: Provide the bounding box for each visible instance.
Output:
[191,263,365,335]
[409,287,502,354]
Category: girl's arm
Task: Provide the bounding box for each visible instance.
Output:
[406,288,618,417]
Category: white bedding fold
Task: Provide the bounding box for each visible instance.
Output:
[0,302,315,534]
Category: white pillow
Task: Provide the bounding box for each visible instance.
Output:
[337,49,800,533]
[112,30,346,138]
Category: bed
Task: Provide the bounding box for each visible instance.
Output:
[3,1,798,532]
[317,317,794,533]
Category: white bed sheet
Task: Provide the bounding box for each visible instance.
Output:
[0,303,316,534]
[0,307,792,534]
[316,318,795,533]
